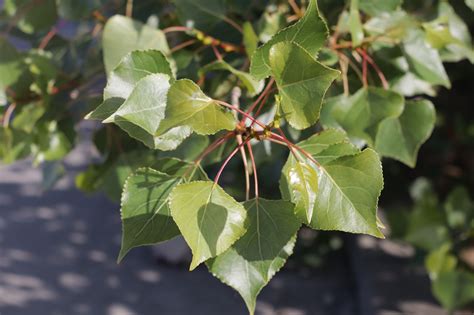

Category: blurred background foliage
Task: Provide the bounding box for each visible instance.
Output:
[0,0,473,311]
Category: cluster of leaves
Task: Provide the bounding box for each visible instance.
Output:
[1,0,474,313]
[0,0,109,186]
[388,178,474,312]
[82,0,473,313]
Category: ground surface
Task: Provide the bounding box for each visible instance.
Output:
[0,125,451,315]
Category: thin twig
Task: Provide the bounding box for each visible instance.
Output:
[288,0,303,17]
[38,27,57,50]
[125,0,133,17]
[361,49,368,88]
[243,78,275,126]
[163,26,193,34]
[211,44,223,61]
[338,52,350,96]
[246,142,259,199]
[232,87,251,201]
[3,103,17,128]
[222,16,243,34]
[170,39,197,53]
[214,138,250,186]
[357,48,389,89]
[214,100,267,129]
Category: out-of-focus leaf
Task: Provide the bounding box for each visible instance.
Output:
[102,15,170,74]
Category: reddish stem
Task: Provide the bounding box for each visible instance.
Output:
[211,44,223,61]
[270,133,320,167]
[214,100,267,129]
[163,26,193,34]
[171,39,197,53]
[39,27,57,50]
[214,138,250,186]
[242,79,275,125]
[246,142,259,199]
[3,103,17,128]
[361,49,368,88]
[357,48,389,90]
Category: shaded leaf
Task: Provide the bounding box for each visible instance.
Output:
[207,199,300,314]
[349,0,364,47]
[321,87,405,146]
[432,271,474,311]
[269,42,339,130]
[102,15,170,74]
[173,0,227,32]
[169,181,248,270]
[403,30,451,88]
[119,168,183,262]
[5,0,57,34]
[200,60,263,96]
[250,0,328,80]
[375,99,436,167]
[104,50,173,100]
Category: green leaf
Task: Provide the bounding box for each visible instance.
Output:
[280,130,384,237]
[114,116,192,151]
[250,0,328,80]
[425,244,457,280]
[444,186,473,230]
[104,73,170,135]
[375,99,436,167]
[321,87,404,145]
[243,22,259,58]
[119,168,183,262]
[269,42,339,130]
[349,0,364,47]
[173,0,227,32]
[359,0,401,16]
[5,0,57,34]
[169,181,248,270]
[467,0,474,10]
[104,50,174,100]
[12,103,45,133]
[159,79,236,135]
[207,199,300,315]
[102,15,170,75]
[0,127,32,163]
[0,38,24,89]
[282,160,319,223]
[403,30,451,88]
[200,60,263,96]
[86,98,124,121]
[432,271,474,311]
[431,2,474,63]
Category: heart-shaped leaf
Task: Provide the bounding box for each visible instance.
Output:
[281,130,384,237]
[103,15,170,74]
[250,0,328,80]
[104,50,174,100]
[158,79,236,135]
[207,199,301,315]
[269,42,339,130]
[119,168,182,262]
[375,99,436,167]
[169,181,248,270]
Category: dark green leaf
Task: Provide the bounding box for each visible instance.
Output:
[169,181,248,270]
[250,0,328,80]
[207,199,300,314]
[269,42,339,130]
